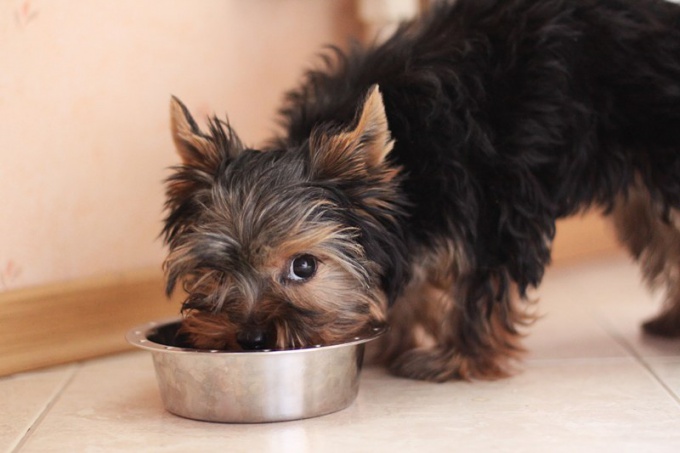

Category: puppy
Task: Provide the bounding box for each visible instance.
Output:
[163,0,680,381]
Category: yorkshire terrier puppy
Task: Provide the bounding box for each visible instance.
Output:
[163,0,680,381]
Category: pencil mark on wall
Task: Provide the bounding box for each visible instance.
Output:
[14,0,39,29]
[0,260,22,290]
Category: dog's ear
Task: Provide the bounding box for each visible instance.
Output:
[170,96,217,167]
[170,97,242,170]
[349,84,394,168]
[310,85,395,179]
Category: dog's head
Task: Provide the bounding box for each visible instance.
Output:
[163,86,409,350]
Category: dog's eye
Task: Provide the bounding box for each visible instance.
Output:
[289,254,317,281]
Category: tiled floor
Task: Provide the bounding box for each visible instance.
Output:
[2,255,680,452]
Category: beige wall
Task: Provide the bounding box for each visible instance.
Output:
[0,0,360,291]
[0,0,621,294]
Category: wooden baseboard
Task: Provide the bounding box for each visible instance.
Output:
[0,269,181,377]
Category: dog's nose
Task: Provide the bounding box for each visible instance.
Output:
[236,329,267,350]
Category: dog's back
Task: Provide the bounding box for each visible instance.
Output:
[280,0,680,290]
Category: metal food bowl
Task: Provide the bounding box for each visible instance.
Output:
[126,317,385,423]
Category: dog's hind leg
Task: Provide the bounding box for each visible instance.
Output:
[602,0,680,338]
[611,182,680,338]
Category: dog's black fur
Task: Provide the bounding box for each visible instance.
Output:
[165,0,680,381]
[280,0,680,296]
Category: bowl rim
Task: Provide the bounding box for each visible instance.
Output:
[126,316,387,356]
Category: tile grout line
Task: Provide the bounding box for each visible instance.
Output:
[596,313,680,407]
[9,363,82,453]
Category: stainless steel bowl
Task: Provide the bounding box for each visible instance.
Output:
[126,317,385,423]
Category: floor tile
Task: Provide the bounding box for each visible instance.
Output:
[646,357,680,403]
[583,259,680,360]
[531,256,680,361]
[18,354,680,453]
[524,284,629,361]
[0,364,76,452]
[343,362,680,452]
[522,255,639,361]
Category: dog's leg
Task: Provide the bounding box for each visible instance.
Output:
[384,243,532,382]
[596,0,680,337]
[611,183,680,338]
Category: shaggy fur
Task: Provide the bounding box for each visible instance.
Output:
[163,0,680,382]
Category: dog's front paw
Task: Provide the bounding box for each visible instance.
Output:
[388,347,512,382]
[388,347,466,382]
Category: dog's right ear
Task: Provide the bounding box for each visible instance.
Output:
[170,97,242,170]
[170,96,218,167]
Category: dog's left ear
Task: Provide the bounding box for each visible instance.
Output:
[310,85,395,179]
[349,84,395,168]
